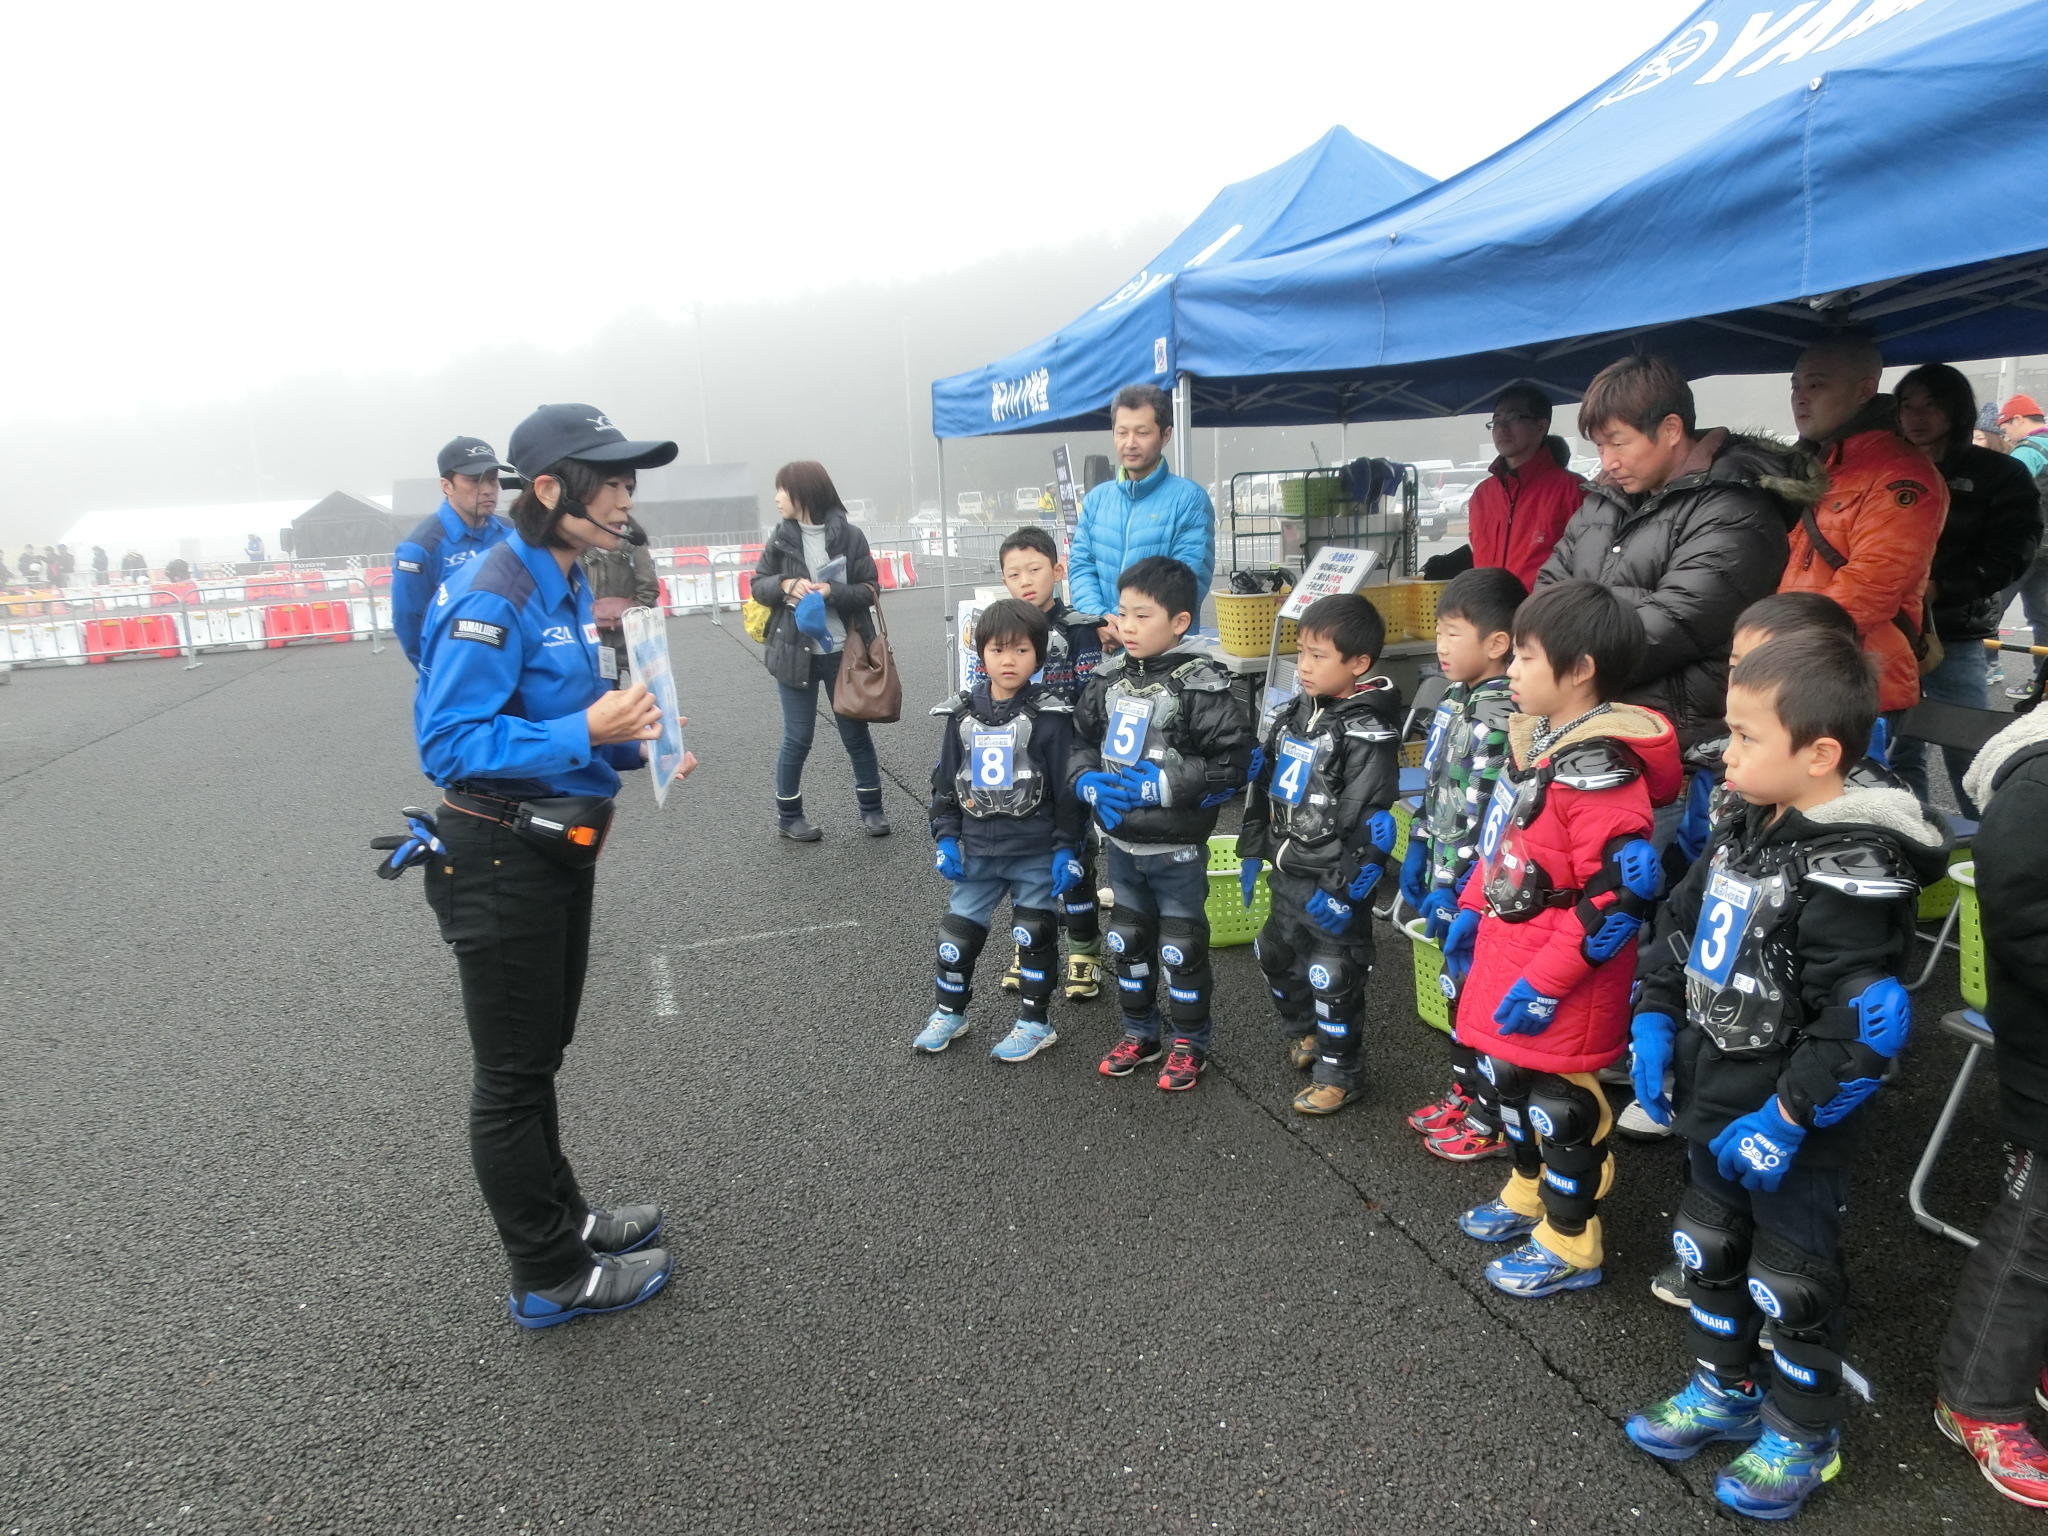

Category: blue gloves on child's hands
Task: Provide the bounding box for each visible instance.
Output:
[793,589,831,643]
[1399,839,1430,910]
[1077,770,1134,830]
[1629,1012,1678,1126]
[1119,758,1169,807]
[1239,858,1262,909]
[1307,889,1355,935]
[1493,978,1561,1035]
[1441,909,1480,989]
[1051,848,1085,899]
[1417,888,1459,940]
[1711,1100,1807,1192]
[933,836,964,881]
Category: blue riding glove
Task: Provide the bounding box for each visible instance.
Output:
[1710,1100,1807,1193]
[1629,1012,1678,1126]
[1399,838,1430,910]
[1493,977,1562,1036]
[370,806,444,880]
[1417,888,1459,940]
[1441,909,1480,989]
[793,589,831,643]
[1246,745,1265,785]
[1239,857,1262,909]
[1118,758,1170,807]
[1051,847,1085,899]
[1306,888,1355,936]
[1076,770,1135,831]
[933,836,964,881]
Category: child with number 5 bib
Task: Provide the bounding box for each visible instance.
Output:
[916,599,1088,1063]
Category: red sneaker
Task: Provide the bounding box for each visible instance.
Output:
[1425,1119,1510,1162]
[1936,1401,2048,1509]
[1099,1035,1164,1078]
[1407,1085,1473,1134]
[1157,1039,1207,1091]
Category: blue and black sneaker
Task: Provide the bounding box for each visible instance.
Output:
[581,1204,663,1255]
[1484,1237,1603,1298]
[1457,1198,1540,1244]
[508,1248,671,1330]
[1625,1370,1764,1461]
[1715,1425,1842,1520]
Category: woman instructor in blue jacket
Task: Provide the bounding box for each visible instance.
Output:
[1065,383,1216,628]
[413,402,696,1329]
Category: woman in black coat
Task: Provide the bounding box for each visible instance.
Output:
[750,460,888,841]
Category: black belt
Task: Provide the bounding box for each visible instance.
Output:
[443,787,527,825]
[442,787,615,867]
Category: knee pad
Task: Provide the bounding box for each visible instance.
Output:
[1673,1185,1754,1286]
[1478,1054,1532,1103]
[1105,913,1157,1013]
[1010,905,1056,955]
[1254,922,1312,1019]
[1526,1075,1602,1145]
[1010,906,1058,1017]
[1747,1229,1844,1336]
[1307,948,1367,1025]
[1158,918,1211,1026]
[935,914,988,1011]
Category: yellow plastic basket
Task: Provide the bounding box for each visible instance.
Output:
[1403,917,1452,1034]
[1363,584,1411,644]
[1953,860,1986,1012]
[1214,591,1297,658]
[1206,835,1267,946]
[1402,579,1449,642]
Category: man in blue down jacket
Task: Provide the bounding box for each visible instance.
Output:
[1067,384,1215,631]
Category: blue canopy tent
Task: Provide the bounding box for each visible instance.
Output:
[1173,0,2048,423]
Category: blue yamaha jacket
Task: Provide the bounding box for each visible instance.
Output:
[1066,461,1215,617]
[391,502,511,669]
[414,534,644,798]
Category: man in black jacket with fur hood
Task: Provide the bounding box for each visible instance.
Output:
[1539,355,1810,768]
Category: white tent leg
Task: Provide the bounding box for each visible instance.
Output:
[1173,374,1192,477]
[937,438,955,691]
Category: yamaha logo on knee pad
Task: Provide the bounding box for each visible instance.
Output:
[1529,1106,1555,1137]
[1747,1278,1784,1318]
[1689,1304,1736,1336]
[1541,1168,1579,1195]
[1161,944,1185,966]
[1106,933,1126,954]
[1478,1057,1498,1084]
[1012,925,1032,946]
[1776,1357,1818,1387]
[1307,964,1331,989]
[938,942,961,964]
[1673,1232,1704,1270]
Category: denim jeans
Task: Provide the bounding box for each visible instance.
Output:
[1936,1143,2048,1421]
[775,648,880,806]
[1896,642,1990,817]
[1996,553,2048,690]
[948,852,1056,926]
[1104,841,1213,1050]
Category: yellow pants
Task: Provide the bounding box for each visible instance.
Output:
[1496,1070,1616,1271]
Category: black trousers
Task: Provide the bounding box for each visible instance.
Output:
[1937,1143,2048,1421]
[426,810,598,1291]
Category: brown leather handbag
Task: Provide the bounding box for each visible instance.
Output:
[832,588,901,723]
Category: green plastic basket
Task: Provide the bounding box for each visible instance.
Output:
[1207,835,1267,947]
[1389,801,1413,863]
[1404,917,1452,1034]
[1953,860,1986,1012]
[1920,838,1967,921]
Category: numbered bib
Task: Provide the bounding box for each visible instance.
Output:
[1421,702,1456,774]
[971,729,1016,790]
[1103,696,1153,766]
[1686,871,1758,989]
[1477,774,1518,863]
[1271,736,1317,807]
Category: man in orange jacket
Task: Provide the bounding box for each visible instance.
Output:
[1778,336,1947,716]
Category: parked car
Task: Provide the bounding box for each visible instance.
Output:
[844,497,875,524]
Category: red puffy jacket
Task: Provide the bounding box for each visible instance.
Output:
[1779,402,1946,713]
[1469,439,1585,589]
[1455,704,1681,1075]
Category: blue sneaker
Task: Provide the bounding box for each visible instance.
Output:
[508,1249,670,1329]
[1457,1199,1540,1243]
[1485,1237,1603,1298]
[1626,1370,1765,1461]
[990,1020,1056,1062]
[914,1009,971,1052]
[1715,1425,1842,1520]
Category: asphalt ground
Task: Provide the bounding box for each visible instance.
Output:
[0,584,2030,1535]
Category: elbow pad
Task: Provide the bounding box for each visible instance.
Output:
[1345,810,1399,900]
[1577,836,1662,963]
[1782,973,1911,1129]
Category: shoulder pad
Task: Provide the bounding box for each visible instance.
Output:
[1029,693,1074,716]
[1799,836,1917,899]
[1065,610,1105,629]
[1343,717,1399,743]
[929,690,973,718]
[1170,658,1232,693]
[1092,652,1131,680]
[1471,688,1517,729]
[1548,738,1642,792]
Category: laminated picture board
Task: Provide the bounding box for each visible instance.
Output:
[623,605,688,806]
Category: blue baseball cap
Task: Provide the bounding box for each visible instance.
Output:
[506,404,678,480]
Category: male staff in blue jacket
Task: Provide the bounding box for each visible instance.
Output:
[1067,384,1215,637]
[392,436,513,669]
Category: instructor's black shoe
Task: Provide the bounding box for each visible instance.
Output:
[861,810,892,837]
[582,1204,664,1255]
[508,1248,671,1329]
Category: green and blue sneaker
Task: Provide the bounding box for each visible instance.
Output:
[1715,1425,1842,1521]
[1625,1370,1764,1461]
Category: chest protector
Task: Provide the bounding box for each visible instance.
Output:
[1099,656,1227,778]
[1684,831,1914,1056]
[1265,701,1396,846]
[1422,691,1507,846]
[938,692,1069,819]
[1479,739,1641,921]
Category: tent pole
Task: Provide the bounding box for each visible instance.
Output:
[1173,374,1192,477]
[937,437,954,692]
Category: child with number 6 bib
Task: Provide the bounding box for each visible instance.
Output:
[916,599,1087,1063]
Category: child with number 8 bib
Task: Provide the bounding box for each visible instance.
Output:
[916,599,1088,1063]
[1622,629,1946,1521]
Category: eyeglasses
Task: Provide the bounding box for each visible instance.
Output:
[1485,413,1541,430]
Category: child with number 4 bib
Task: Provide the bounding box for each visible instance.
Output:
[1624,629,1946,1521]
[917,599,1087,1063]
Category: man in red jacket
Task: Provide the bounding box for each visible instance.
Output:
[1469,385,1586,587]
[1779,336,1947,716]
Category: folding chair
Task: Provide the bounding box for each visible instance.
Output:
[1895,697,2003,989]
[1907,860,1992,1248]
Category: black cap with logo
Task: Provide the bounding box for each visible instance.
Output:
[506,404,679,481]
[436,436,509,479]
